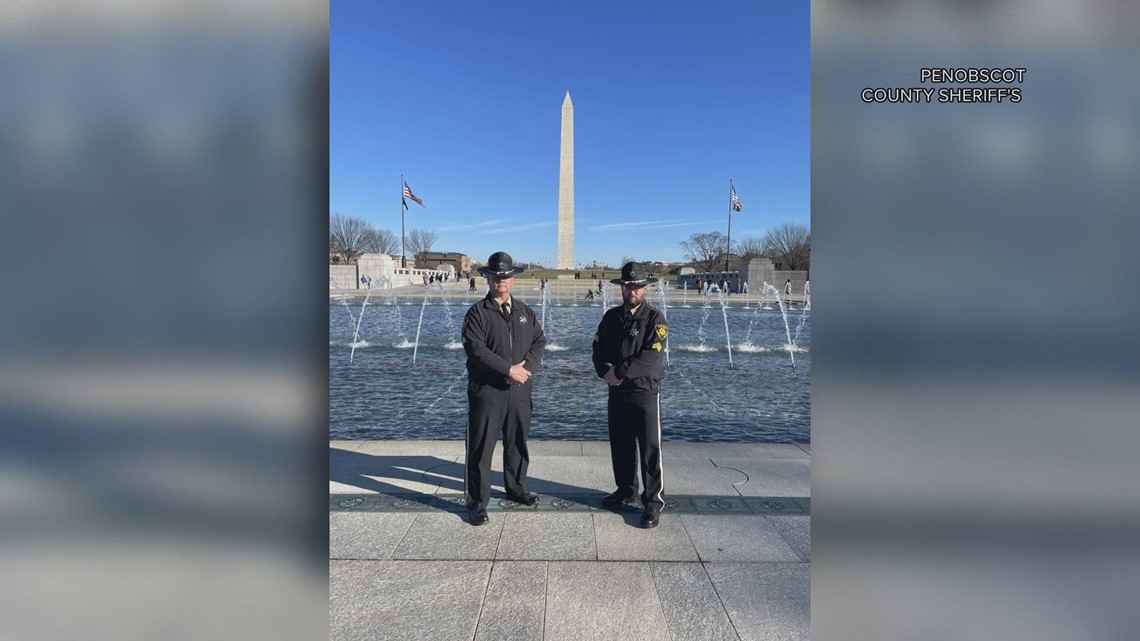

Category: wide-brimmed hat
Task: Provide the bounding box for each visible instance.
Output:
[477,251,525,277]
[610,261,658,286]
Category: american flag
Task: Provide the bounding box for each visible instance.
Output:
[403,181,424,208]
[731,186,743,212]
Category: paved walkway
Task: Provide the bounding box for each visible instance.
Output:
[330,440,811,641]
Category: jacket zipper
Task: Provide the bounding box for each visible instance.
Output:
[506,301,513,386]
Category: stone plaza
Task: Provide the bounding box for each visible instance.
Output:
[330,440,810,641]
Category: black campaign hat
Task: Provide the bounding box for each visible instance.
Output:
[477,251,525,277]
[611,261,658,286]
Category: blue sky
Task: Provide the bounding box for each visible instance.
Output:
[331,1,809,267]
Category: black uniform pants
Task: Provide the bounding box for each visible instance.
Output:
[607,389,664,514]
[466,384,532,514]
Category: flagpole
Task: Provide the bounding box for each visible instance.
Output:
[400,174,407,269]
[725,179,733,272]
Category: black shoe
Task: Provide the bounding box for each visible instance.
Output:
[602,491,636,510]
[505,491,540,507]
[639,511,660,529]
[469,512,489,526]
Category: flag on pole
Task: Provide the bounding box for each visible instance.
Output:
[731,185,743,212]
[403,180,424,208]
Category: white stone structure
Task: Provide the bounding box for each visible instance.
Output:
[557,92,574,270]
[329,253,453,289]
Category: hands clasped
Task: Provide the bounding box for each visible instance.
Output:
[506,362,531,386]
[603,364,623,387]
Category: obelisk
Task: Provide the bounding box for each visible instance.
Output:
[557,92,574,270]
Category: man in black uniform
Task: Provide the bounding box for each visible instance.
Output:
[461,251,547,526]
[592,262,668,528]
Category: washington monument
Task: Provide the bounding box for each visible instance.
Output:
[557,92,574,270]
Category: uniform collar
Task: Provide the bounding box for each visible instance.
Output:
[486,293,514,309]
[622,302,644,320]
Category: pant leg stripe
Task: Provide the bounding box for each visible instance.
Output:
[655,392,664,506]
[464,404,469,505]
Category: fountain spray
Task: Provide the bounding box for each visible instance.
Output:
[412,283,429,365]
[697,289,712,350]
[718,287,733,368]
[348,281,375,364]
[330,276,359,328]
[763,282,796,369]
[437,282,461,348]
[655,279,671,367]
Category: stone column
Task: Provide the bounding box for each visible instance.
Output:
[557,92,575,270]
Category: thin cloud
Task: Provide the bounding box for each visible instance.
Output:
[437,219,508,232]
[588,220,703,232]
[478,221,557,234]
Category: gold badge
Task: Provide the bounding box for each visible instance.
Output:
[654,324,668,341]
[651,342,662,352]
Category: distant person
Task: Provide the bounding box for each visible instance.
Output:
[784,278,792,298]
[596,280,603,295]
[585,289,595,300]
[742,281,749,295]
[461,251,547,526]
[592,262,668,529]
[469,276,477,292]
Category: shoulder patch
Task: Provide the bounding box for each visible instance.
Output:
[654,324,668,341]
[593,333,600,343]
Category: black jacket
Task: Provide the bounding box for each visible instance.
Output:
[462,294,546,390]
[592,303,668,393]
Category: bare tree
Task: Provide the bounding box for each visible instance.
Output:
[680,231,729,273]
[620,255,636,266]
[364,227,398,255]
[760,223,811,271]
[736,237,766,259]
[329,213,371,264]
[405,228,439,266]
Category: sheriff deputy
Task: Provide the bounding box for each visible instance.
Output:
[461,251,547,526]
[591,261,668,528]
